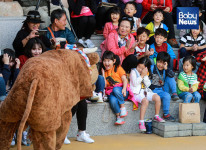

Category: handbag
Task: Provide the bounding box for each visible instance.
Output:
[179,103,200,123]
[99,2,117,7]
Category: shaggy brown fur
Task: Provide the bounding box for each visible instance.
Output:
[0,50,99,150]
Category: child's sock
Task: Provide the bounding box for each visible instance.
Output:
[154,115,159,117]
[139,120,144,123]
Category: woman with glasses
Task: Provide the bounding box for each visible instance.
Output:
[13,11,51,57]
[100,16,137,64]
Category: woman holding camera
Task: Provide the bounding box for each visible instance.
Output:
[13,10,51,57]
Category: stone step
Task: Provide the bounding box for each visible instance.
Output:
[153,121,206,138]
[67,100,206,138]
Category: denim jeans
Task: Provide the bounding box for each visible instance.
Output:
[179,91,201,103]
[152,76,176,115]
[95,75,105,93]
[179,47,206,58]
[108,87,128,114]
[0,77,6,101]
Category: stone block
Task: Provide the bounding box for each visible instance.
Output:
[158,130,179,138]
[152,121,159,129]
[192,130,206,136]
[158,122,179,132]
[192,122,206,130]
[0,2,23,16]
[178,130,192,137]
[152,127,159,134]
[178,123,192,130]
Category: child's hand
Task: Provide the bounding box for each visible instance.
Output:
[189,88,193,93]
[145,50,150,56]
[150,4,157,11]
[202,56,206,61]
[141,67,148,77]
[15,58,20,68]
[136,18,141,28]
[192,44,198,51]
[0,73,2,77]
[149,48,154,55]
[122,88,127,97]
[2,53,10,65]
[130,41,138,53]
[163,62,168,70]
[163,7,170,12]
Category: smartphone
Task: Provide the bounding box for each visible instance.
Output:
[35,30,47,36]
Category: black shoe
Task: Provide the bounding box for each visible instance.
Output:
[163,114,175,122]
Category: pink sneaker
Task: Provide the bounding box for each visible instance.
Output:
[153,115,165,123]
[138,122,146,132]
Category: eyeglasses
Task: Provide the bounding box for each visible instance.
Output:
[27,14,41,19]
[121,17,133,21]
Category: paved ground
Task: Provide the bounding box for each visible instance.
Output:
[11,133,206,150]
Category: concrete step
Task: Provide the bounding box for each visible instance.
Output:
[153,121,206,138]
[67,100,206,137]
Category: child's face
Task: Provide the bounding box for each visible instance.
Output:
[111,13,120,23]
[156,60,166,71]
[124,4,136,17]
[199,11,202,17]
[137,64,146,75]
[183,60,193,74]
[119,20,131,36]
[103,58,116,71]
[31,44,42,57]
[9,59,15,68]
[154,35,166,46]
[153,12,164,23]
[191,26,201,37]
[137,32,149,45]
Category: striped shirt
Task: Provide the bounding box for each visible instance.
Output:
[134,44,149,56]
[179,33,205,47]
[179,72,198,85]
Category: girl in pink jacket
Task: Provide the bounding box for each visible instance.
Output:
[101,16,137,64]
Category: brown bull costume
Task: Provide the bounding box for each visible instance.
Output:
[0,49,99,150]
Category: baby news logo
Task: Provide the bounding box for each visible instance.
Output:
[177,7,199,29]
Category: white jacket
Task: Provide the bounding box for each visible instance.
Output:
[129,68,152,94]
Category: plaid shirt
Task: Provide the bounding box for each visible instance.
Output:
[196,51,206,97]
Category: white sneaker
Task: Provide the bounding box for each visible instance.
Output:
[78,39,87,48]
[64,136,71,144]
[11,134,16,146]
[22,131,27,146]
[83,47,98,54]
[97,93,103,103]
[85,39,95,48]
[90,91,99,101]
[77,131,94,143]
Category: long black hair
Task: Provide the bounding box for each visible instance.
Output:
[24,38,46,58]
[101,51,120,73]
[0,48,15,69]
[136,56,152,77]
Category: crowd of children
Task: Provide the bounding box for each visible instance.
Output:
[0,0,206,147]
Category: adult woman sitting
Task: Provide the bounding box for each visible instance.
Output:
[141,0,178,48]
[13,10,51,57]
[100,16,137,65]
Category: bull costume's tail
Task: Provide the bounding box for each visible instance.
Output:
[17,79,38,150]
